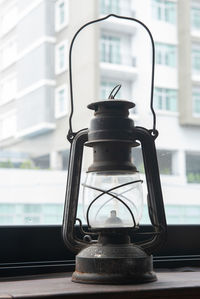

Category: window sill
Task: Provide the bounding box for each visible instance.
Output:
[1,271,200,298]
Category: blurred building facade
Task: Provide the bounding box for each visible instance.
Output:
[0,0,200,224]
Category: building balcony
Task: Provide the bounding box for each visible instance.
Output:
[99,0,136,20]
[16,85,56,139]
[100,15,137,35]
[191,29,200,41]
[154,65,178,89]
[100,56,137,80]
[16,122,55,138]
[192,72,200,83]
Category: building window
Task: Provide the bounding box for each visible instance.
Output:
[60,149,70,170]
[192,88,200,116]
[1,5,17,35]
[32,155,50,170]
[59,2,65,24]
[186,152,200,184]
[152,0,176,24]
[100,34,121,64]
[157,150,174,175]
[166,205,200,224]
[55,0,68,31]
[192,44,200,74]
[55,41,68,74]
[59,45,65,69]
[100,0,120,14]
[0,111,16,140]
[191,3,200,30]
[132,148,175,175]
[0,38,17,70]
[155,43,177,67]
[0,75,17,105]
[154,88,177,112]
[55,85,68,118]
[0,203,63,225]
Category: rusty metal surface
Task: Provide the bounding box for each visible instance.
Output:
[72,241,156,284]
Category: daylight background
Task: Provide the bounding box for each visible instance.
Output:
[0,0,200,225]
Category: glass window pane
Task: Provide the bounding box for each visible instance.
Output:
[192,45,200,73]
[59,45,65,68]
[186,153,200,183]
[59,2,65,24]
[191,7,200,29]
[193,88,200,115]
[155,43,176,67]
[154,88,177,112]
[100,35,121,64]
[100,0,120,14]
[152,0,176,24]
[0,0,200,228]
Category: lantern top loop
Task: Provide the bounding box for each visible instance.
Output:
[108,84,121,99]
[67,14,157,142]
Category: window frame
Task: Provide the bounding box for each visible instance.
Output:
[155,42,177,67]
[0,37,17,70]
[152,0,176,24]
[100,0,120,15]
[191,3,200,30]
[192,44,200,75]
[154,87,177,112]
[192,87,200,117]
[55,40,68,75]
[0,73,17,105]
[0,224,200,277]
[55,0,69,32]
[0,2,18,36]
[0,110,17,141]
[100,34,121,64]
[55,84,68,119]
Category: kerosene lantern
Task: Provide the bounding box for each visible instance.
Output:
[62,14,167,284]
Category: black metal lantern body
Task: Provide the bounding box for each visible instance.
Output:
[84,100,143,231]
[62,14,167,284]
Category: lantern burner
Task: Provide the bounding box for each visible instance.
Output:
[105,210,123,226]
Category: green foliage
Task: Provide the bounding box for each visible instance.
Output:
[20,160,34,169]
[187,172,200,184]
[20,160,40,169]
[138,163,145,173]
[0,160,14,168]
[160,167,171,175]
[0,159,40,170]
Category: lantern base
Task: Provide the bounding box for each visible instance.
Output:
[72,240,157,284]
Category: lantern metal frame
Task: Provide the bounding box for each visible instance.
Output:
[62,14,167,284]
[63,127,166,255]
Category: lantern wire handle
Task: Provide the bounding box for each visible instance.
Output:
[67,14,157,142]
[108,84,121,99]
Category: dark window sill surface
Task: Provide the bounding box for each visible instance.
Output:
[1,272,200,299]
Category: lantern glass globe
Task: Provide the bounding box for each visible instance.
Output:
[82,171,143,229]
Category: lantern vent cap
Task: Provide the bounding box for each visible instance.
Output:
[87,100,135,112]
